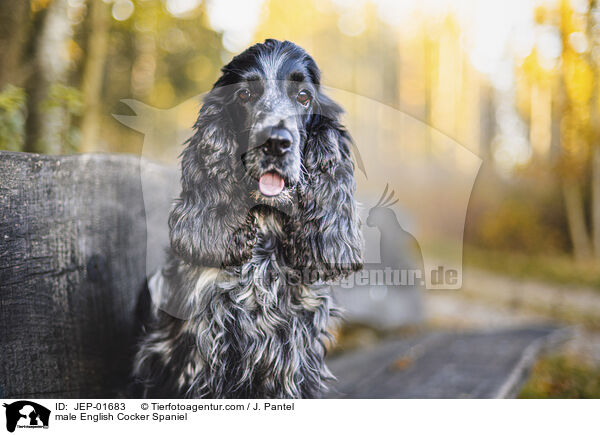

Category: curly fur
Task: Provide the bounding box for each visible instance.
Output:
[132,39,363,398]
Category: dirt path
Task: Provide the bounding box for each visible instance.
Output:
[425,266,600,364]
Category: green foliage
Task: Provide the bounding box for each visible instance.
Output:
[40,84,84,153]
[0,85,27,151]
[41,84,84,116]
[95,0,223,153]
[105,0,222,109]
[519,355,600,398]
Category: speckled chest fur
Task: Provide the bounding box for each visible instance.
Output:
[132,211,338,399]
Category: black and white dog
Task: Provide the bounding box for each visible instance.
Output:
[132,39,363,398]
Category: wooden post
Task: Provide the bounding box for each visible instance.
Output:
[0,152,174,398]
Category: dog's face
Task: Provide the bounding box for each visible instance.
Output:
[170,39,363,278]
[235,74,312,200]
[213,42,322,205]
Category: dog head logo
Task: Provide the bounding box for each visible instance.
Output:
[3,401,50,433]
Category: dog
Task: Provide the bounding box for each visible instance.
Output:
[132,39,363,398]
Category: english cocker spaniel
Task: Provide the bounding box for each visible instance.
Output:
[132,39,363,398]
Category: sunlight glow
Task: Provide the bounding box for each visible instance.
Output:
[165,0,202,18]
[201,0,557,174]
[112,0,134,21]
[206,0,266,53]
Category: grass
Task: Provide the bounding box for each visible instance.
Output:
[463,245,600,292]
[519,355,600,398]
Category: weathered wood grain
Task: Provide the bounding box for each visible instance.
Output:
[0,151,176,398]
[326,326,570,398]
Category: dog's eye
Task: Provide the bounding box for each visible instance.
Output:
[296,90,311,106]
[238,89,251,102]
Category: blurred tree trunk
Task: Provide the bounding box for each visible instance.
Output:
[80,0,109,152]
[0,0,30,88]
[557,0,593,262]
[592,148,600,257]
[562,177,592,261]
[24,0,73,154]
[588,1,600,259]
[591,65,600,259]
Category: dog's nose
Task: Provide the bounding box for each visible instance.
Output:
[262,128,292,156]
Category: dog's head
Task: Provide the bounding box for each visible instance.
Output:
[172,39,363,279]
[218,40,315,202]
[204,39,347,205]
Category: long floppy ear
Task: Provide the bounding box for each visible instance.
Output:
[287,93,363,281]
[168,90,255,267]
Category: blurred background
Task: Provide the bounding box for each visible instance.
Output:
[2,0,600,397]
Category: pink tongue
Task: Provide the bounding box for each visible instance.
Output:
[258,172,285,196]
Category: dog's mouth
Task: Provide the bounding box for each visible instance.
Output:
[258,171,285,196]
